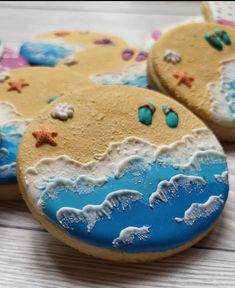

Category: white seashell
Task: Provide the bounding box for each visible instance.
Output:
[50,103,74,121]
[0,70,10,82]
[163,49,181,64]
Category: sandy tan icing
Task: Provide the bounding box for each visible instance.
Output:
[18,86,206,175]
[0,67,93,118]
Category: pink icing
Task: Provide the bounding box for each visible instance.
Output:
[217,19,235,28]
[151,30,162,41]
[122,49,134,61]
[0,47,29,72]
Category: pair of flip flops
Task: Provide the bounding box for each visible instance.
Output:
[205,28,231,50]
[122,49,148,62]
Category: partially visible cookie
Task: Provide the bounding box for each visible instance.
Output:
[202,1,235,28]
[17,85,229,262]
[57,46,149,88]
[0,45,29,73]
[148,22,235,142]
[0,67,92,200]
[20,31,128,67]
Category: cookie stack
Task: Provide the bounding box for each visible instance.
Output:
[0,2,232,262]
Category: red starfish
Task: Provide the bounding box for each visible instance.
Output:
[174,70,194,88]
[8,79,29,93]
[54,31,70,37]
[32,128,58,148]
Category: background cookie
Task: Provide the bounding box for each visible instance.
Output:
[202,1,235,28]
[20,31,128,67]
[0,46,29,73]
[57,46,149,88]
[148,22,235,142]
[18,85,228,262]
[0,66,92,200]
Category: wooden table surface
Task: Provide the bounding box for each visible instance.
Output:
[0,2,235,287]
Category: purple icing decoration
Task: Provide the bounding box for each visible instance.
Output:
[0,47,29,73]
[94,38,114,45]
[122,49,134,61]
[135,51,148,62]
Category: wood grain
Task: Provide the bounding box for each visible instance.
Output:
[0,1,234,287]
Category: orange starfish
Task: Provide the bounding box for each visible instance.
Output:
[8,79,29,93]
[174,70,194,88]
[54,31,70,37]
[32,128,58,148]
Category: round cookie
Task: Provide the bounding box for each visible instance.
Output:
[17,85,229,262]
[0,66,92,200]
[57,46,149,88]
[0,46,29,73]
[202,1,235,28]
[20,31,128,67]
[148,22,235,142]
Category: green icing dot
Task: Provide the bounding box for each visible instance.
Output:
[162,105,179,128]
[48,96,61,104]
[138,103,156,126]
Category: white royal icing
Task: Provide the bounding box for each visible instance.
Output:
[207,1,235,21]
[112,225,151,248]
[50,103,74,121]
[208,59,235,127]
[56,190,142,232]
[149,175,207,208]
[175,194,224,225]
[163,49,181,64]
[24,128,226,206]
[214,171,229,184]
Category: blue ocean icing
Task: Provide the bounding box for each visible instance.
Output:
[20,42,73,67]
[39,156,229,253]
[0,124,23,184]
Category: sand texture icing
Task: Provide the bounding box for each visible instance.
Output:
[0,67,92,190]
[148,22,235,141]
[18,86,229,259]
[57,47,149,88]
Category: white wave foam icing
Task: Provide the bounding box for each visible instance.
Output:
[91,63,146,86]
[0,101,31,137]
[24,128,226,205]
[112,225,151,248]
[175,195,224,225]
[149,175,207,208]
[214,171,228,185]
[208,59,235,127]
[56,190,142,232]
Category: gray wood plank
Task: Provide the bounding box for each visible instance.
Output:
[0,1,201,16]
[0,226,234,288]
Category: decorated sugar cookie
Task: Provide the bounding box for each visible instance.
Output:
[20,31,128,67]
[202,1,235,28]
[57,46,149,88]
[148,22,235,142]
[17,86,229,262]
[0,45,29,73]
[0,67,92,200]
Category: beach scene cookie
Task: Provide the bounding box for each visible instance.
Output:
[148,22,235,142]
[0,66,92,200]
[17,85,229,262]
[202,1,235,28]
[57,46,149,88]
[20,31,128,67]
